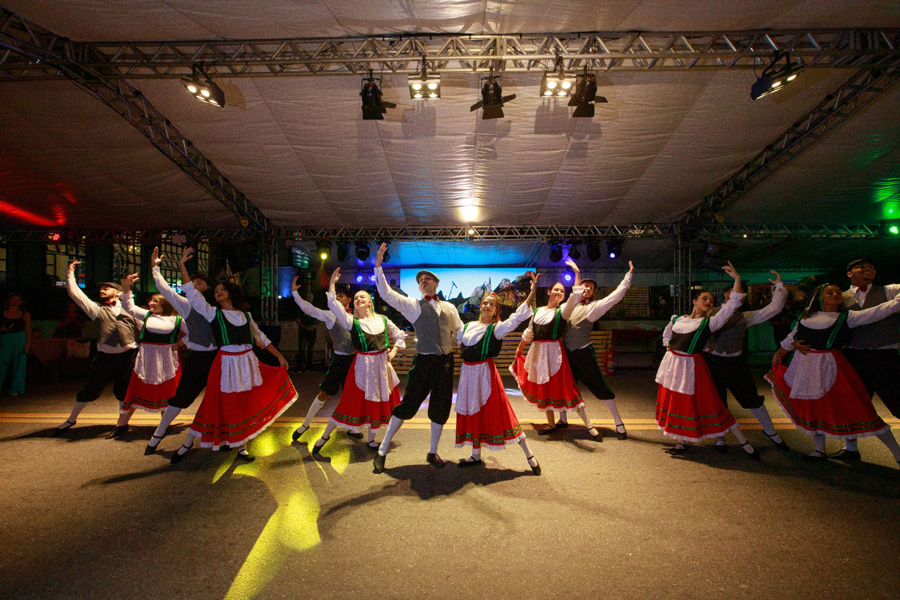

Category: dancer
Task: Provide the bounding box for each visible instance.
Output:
[113,273,186,439]
[702,271,789,451]
[832,258,900,460]
[373,243,463,473]
[564,259,634,439]
[170,274,297,463]
[290,275,362,442]
[655,262,760,459]
[54,261,138,437]
[0,293,31,396]
[767,283,900,466]
[147,247,220,454]
[456,272,540,474]
[309,269,406,453]
[511,279,601,441]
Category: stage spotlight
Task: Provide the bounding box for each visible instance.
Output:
[316,240,331,261]
[369,274,377,282]
[564,273,572,282]
[540,57,576,98]
[409,55,441,99]
[470,73,516,120]
[568,69,608,118]
[182,64,225,108]
[568,241,582,260]
[606,239,623,259]
[336,240,350,262]
[356,274,364,283]
[548,242,563,263]
[750,52,804,100]
[586,239,602,261]
[361,72,396,120]
[355,240,370,261]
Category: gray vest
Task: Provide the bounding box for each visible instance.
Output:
[414,300,455,355]
[328,321,355,355]
[96,306,137,348]
[844,285,900,349]
[565,303,595,351]
[186,309,216,349]
[704,307,747,355]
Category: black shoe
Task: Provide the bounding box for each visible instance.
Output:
[52,420,76,437]
[367,441,380,450]
[829,449,861,461]
[144,435,164,456]
[526,456,541,476]
[426,453,446,469]
[236,449,255,462]
[556,421,569,429]
[311,436,329,455]
[220,444,232,452]
[764,432,790,451]
[713,442,728,453]
[741,442,762,461]
[457,458,483,468]
[667,445,687,455]
[170,445,191,464]
[537,425,558,436]
[373,453,386,473]
[346,431,364,440]
[587,427,602,442]
[615,424,628,440]
[291,425,308,443]
[106,425,128,440]
[801,451,829,462]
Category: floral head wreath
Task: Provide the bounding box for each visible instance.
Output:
[480,292,501,323]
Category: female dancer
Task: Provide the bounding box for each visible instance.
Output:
[655,262,759,459]
[511,277,602,441]
[310,268,405,453]
[457,272,540,474]
[171,279,296,463]
[767,283,900,465]
[113,273,186,438]
[0,293,31,396]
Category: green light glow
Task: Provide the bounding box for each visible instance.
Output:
[889,225,899,235]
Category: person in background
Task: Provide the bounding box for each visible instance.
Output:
[295,291,318,372]
[0,293,31,396]
[54,301,85,338]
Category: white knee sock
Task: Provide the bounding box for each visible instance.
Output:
[731,427,748,445]
[575,406,595,432]
[176,431,197,455]
[558,411,568,425]
[62,401,88,427]
[811,433,826,455]
[378,416,403,456]
[302,396,326,429]
[518,438,537,466]
[844,438,858,452]
[152,406,182,443]
[604,399,623,426]
[875,431,900,462]
[471,447,482,461]
[367,426,377,443]
[749,406,779,437]
[319,419,338,442]
[429,422,443,454]
[116,406,135,427]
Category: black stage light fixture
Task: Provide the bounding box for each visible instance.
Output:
[540,56,576,99]
[355,240,370,261]
[316,240,331,261]
[409,55,441,100]
[548,241,563,263]
[361,72,396,120]
[586,239,602,262]
[568,241,582,260]
[751,52,804,100]
[568,68,608,118]
[470,73,516,120]
[606,239,623,259]
[182,64,225,107]
[336,240,350,262]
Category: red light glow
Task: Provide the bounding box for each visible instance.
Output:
[0,199,66,227]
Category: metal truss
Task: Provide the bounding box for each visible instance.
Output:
[681,59,900,232]
[258,238,278,325]
[0,229,272,244]
[286,224,677,241]
[692,223,884,239]
[2,19,899,80]
[0,8,273,235]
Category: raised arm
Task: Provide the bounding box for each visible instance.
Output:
[248,313,287,369]
[65,260,99,321]
[495,272,538,338]
[847,296,900,328]
[709,262,745,331]
[744,271,787,327]
[291,275,336,328]
[326,268,354,331]
[120,273,149,322]
[386,317,407,361]
[182,281,216,322]
[561,285,584,320]
[374,243,421,320]
[565,258,581,287]
[150,247,193,317]
[585,263,634,322]
[178,246,194,287]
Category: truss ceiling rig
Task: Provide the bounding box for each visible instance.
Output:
[1,24,899,80]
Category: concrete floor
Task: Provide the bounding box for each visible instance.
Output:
[1,369,899,600]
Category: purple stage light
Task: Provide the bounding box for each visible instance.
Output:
[356,275,364,283]
[564,273,572,282]
[369,274,376,282]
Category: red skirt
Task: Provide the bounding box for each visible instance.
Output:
[765,351,889,439]
[656,353,736,442]
[331,352,400,430]
[121,364,181,413]
[456,359,525,450]
[190,350,298,450]
[510,341,583,411]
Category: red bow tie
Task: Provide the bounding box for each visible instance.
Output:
[346,308,353,314]
[857,285,868,293]
[424,295,439,302]
[579,298,590,305]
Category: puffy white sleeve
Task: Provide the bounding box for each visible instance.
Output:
[375,267,421,322]
[326,292,354,331]
[585,272,633,322]
[386,318,407,350]
[847,297,900,328]
[119,291,149,323]
[709,292,746,332]
[66,271,100,321]
[494,301,534,338]
[182,281,217,322]
[561,286,584,320]
[744,283,788,327]
[662,316,677,348]
[292,290,336,328]
[151,267,192,318]
[779,323,799,350]
[248,313,272,347]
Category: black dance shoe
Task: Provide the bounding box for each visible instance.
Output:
[346,431,364,440]
[106,425,128,440]
[536,425,558,436]
[144,435,164,456]
[741,442,762,461]
[170,445,191,464]
[713,443,728,454]
[426,453,446,469]
[666,444,687,455]
[615,424,628,440]
[236,449,255,462]
[829,449,861,461]
[764,432,790,451]
[587,427,603,442]
[801,451,829,462]
[457,457,483,468]
[311,436,329,455]
[52,420,76,437]
[526,456,541,476]
[291,425,308,443]
[373,453,386,474]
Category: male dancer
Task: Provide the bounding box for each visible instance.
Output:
[702,271,789,451]
[290,276,362,442]
[560,259,634,438]
[53,261,138,437]
[372,243,463,472]
[835,258,900,460]
[146,247,219,454]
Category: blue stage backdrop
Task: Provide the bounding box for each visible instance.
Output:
[399,268,528,302]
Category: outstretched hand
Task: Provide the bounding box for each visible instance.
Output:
[68,260,81,273]
[564,258,579,271]
[151,247,163,268]
[123,272,139,291]
[330,268,341,287]
[291,275,301,293]
[628,260,635,274]
[180,247,194,266]
[375,243,388,267]
[769,270,782,285]
[722,260,739,280]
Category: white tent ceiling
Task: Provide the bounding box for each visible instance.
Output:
[1,1,899,270]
